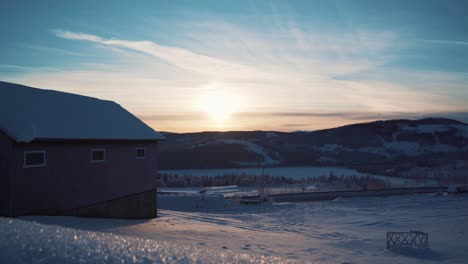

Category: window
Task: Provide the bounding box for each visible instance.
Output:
[136,148,146,159]
[24,151,46,168]
[91,149,105,162]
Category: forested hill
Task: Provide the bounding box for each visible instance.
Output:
[158,118,468,176]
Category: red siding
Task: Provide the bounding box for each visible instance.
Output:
[0,131,13,216]
[10,140,158,215]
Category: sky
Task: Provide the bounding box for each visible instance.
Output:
[1,0,468,132]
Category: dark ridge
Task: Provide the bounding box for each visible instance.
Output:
[318,118,466,133]
[162,118,466,135]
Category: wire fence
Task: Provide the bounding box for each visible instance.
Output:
[386,231,429,249]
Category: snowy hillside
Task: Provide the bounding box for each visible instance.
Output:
[158,118,468,178]
[214,139,280,165]
[313,122,468,158]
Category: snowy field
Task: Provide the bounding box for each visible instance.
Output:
[8,193,468,263]
[0,217,291,264]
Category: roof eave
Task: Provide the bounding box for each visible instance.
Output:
[14,137,165,143]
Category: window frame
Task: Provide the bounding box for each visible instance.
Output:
[136,148,146,159]
[91,149,106,163]
[23,150,46,168]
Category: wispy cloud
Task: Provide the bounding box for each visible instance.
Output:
[236,112,350,118]
[286,26,395,54]
[53,25,394,81]
[4,23,467,132]
[422,39,468,46]
[137,113,203,121]
[182,22,392,76]
[237,110,468,122]
[54,29,254,78]
[283,123,310,127]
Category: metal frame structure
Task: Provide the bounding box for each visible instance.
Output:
[386,231,429,249]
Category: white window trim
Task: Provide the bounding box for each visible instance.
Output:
[24,150,46,168]
[91,149,106,163]
[136,148,146,159]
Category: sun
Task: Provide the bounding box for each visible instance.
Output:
[199,92,239,122]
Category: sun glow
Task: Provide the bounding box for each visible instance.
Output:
[199,92,240,122]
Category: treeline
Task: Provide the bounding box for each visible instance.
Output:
[156,172,393,190]
[156,172,291,188]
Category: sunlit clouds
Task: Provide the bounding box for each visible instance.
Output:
[2,2,468,132]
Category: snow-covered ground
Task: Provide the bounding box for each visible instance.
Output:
[11,193,468,263]
[0,217,292,264]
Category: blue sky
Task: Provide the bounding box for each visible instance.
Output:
[1,0,468,131]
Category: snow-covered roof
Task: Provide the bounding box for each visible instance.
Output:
[0,81,165,142]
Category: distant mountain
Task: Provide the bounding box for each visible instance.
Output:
[157,118,468,176]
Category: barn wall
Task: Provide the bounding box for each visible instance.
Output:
[0,131,13,216]
[68,189,157,219]
[11,140,159,217]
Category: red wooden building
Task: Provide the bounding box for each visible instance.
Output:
[0,81,164,218]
